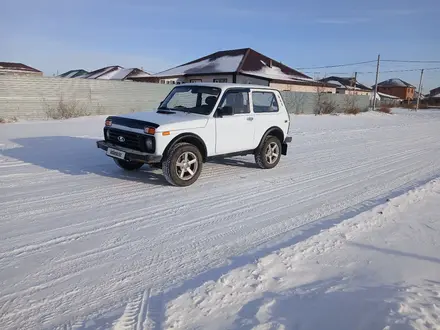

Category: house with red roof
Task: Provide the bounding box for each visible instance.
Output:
[0,62,42,76]
[372,78,416,101]
[129,48,335,93]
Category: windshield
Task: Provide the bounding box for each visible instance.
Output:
[159,86,221,115]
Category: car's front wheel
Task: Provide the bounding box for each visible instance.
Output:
[113,158,144,171]
[162,142,203,187]
[255,136,282,169]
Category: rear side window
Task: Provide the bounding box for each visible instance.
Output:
[252,91,279,113]
[219,90,250,114]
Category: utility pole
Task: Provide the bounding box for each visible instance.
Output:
[353,71,358,94]
[415,69,424,111]
[372,54,380,111]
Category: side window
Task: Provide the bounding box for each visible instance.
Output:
[219,91,250,114]
[252,92,279,113]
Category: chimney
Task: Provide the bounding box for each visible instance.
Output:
[269,59,273,68]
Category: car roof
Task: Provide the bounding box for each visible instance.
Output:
[176,82,279,91]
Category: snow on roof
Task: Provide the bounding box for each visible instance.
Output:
[325,79,345,88]
[58,69,88,78]
[153,55,244,77]
[242,64,314,83]
[64,71,79,78]
[374,91,401,100]
[377,78,415,88]
[128,71,151,79]
[320,76,371,91]
[431,92,440,98]
[97,67,134,80]
[84,66,119,79]
[327,80,363,90]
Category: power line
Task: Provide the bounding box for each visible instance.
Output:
[360,67,440,74]
[296,60,376,70]
[303,67,440,76]
[381,60,440,63]
[297,59,440,71]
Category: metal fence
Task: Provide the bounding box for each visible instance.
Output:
[281,91,370,114]
[0,75,173,120]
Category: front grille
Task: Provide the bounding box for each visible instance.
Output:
[106,128,144,151]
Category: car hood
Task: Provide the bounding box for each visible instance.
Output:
[113,110,209,131]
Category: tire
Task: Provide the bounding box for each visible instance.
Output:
[162,142,203,187]
[113,158,144,171]
[255,136,282,169]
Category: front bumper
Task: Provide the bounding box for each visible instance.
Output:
[97,140,162,164]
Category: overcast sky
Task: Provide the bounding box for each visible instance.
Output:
[2,0,439,91]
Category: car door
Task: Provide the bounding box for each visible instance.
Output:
[251,90,288,145]
[214,88,255,155]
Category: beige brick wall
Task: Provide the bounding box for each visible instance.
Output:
[270,82,336,93]
[0,70,43,77]
[236,75,270,85]
[158,75,233,84]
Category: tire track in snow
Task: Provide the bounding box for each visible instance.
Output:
[144,143,430,240]
[112,288,151,330]
[0,134,434,296]
[0,138,422,261]
[135,148,432,276]
[2,113,440,329]
[19,142,431,314]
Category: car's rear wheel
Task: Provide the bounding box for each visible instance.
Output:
[162,142,203,186]
[255,136,282,169]
[113,158,144,171]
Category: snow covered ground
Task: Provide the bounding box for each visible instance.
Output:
[1,109,440,329]
[166,179,440,330]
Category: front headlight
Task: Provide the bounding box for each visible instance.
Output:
[105,119,112,127]
[144,126,156,135]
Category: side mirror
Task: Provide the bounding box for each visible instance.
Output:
[218,106,233,117]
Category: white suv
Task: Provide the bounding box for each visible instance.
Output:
[97,83,292,186]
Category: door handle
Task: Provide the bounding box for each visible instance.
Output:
[247,117,254,121]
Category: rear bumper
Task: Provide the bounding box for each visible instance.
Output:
[97,140,162,164]
[282,136,292,155]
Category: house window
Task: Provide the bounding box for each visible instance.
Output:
[252,92,279,113]
[190,79,202,83]
[213,78,227,83]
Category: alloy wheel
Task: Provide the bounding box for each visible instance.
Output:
[176,151,199,180]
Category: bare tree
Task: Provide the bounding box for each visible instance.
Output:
[314,83,336,115]
[343,93,360,115]
[43,94,91,119]
[314,84,325,115]
[290,92,307,114]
